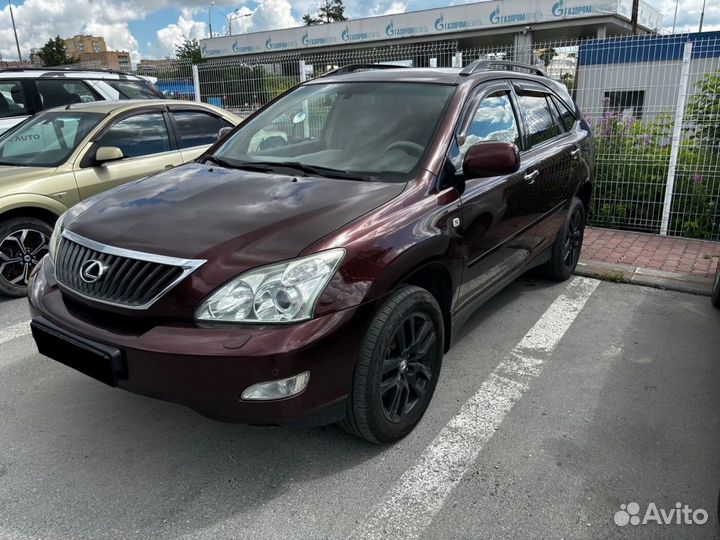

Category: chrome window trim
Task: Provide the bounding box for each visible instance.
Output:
[56,229,206,310]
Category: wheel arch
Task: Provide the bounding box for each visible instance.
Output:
[399,260,455,353]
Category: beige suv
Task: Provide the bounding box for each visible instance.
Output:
[0,99,240,296]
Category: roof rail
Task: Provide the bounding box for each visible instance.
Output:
[0,66,134,76]
[323,63,407,77]
[460,60,546,77]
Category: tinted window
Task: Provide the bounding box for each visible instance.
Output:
[517,94,562,147]
[0,81,27,118]
[552,95,576,131]
[108,80,162,99]
[546,96,567,133]
[36,80,97,109]
[172,111,223,148]
[460,92,520,160]
[0,112,102,167]
[96,113,171,158]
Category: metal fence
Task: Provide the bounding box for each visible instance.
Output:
[133,33,720,240]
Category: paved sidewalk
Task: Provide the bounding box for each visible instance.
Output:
[577,227,720,295]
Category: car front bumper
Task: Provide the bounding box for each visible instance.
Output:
[28,257,373,426]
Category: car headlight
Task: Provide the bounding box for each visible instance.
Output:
[48,212,66,262]
[195,248,345,324]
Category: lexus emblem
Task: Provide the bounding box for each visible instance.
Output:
[79,259,106,284]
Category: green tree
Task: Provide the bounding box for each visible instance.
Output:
[537,47,557,68]
[175,38,203,64]
[37,36,74,67]
[303,0,347,25]
[686,71,720,152]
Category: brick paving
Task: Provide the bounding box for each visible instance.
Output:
[581,227,720,279]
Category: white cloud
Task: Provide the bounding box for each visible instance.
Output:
[154,14,207,58]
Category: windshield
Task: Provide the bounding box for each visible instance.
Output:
[0,112,103,167]
[212,82,455,181]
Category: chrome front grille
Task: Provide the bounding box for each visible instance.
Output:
[55,230,205,309]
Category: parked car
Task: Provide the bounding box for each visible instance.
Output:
[712,262,719,309]
[0,68,163,135]
[0,99,240,296]
[28,62,594,443]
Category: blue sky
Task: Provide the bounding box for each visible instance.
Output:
[1,0,718,64]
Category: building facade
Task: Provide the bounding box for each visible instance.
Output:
[64,35,107,58]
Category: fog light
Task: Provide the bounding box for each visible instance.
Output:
[241,371,310,401]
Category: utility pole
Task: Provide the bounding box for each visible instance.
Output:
[8,0,22,61]
[699,0,707,32]
[631,0,639,34]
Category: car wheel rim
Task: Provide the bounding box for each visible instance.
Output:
[379,312,437,423]
[562,208,583,270]
[0,228,48,288]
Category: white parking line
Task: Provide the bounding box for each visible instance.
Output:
[0,320,31,347]
[349,277,600,540]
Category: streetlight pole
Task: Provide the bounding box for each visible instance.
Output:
[699,0,707,32]
[208,1,215,38]
[8,0,22,61]
[227,11,251,36]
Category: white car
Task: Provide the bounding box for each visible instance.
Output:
[0,68,163,135]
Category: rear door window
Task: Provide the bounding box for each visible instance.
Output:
[36,80,98,109]
[517,93,563,148]
[172,111,228,149]
[551,95,577,131]
[0,81,27,118]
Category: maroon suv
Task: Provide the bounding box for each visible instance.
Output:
[28,62,593,443]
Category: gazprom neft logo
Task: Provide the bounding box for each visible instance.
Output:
[385,20,428,37]
[434,14,444,31]
[489,5,538,25]
[552,0,599,17]
[614,502,709,526]
[301,32,336,47]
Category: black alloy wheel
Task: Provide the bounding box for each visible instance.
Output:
[380,312,436,423]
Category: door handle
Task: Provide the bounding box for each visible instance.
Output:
[570,147,581,159]
[524,169,539,184]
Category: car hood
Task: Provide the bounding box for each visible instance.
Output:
[66,162,406,271]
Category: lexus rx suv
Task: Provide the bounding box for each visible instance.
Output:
[28,62,594,443]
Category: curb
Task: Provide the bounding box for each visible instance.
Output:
[575,260,714,296]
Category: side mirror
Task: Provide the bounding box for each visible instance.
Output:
[217,126,233,140]
[95,146,124,164]
[462,141,520,179]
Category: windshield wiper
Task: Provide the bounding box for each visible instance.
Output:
[247,160,373,181]
[201,155,274,173]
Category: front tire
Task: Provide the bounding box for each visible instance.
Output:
[341,285,444,444]
[0,217,53,297]
[711,264,720,309]
[542,196,586,281]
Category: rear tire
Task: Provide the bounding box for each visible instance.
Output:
[0,217,53,297]
[711,264,720,309]
[541,196,585,281]
[341,285,444,444]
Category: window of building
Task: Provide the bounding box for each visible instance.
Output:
[604,90,645,120]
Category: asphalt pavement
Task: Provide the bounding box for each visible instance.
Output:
[0,277,718,540]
